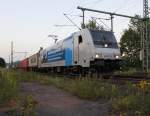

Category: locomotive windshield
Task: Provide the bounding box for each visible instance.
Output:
[90,30,118,48]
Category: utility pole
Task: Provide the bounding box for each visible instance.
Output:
[110,14,114,32]
[142,0,149,72]
[8,55,10,68]
[10,41,13,68]
[82,9,85,29]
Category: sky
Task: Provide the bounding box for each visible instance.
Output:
[0,0,144,63]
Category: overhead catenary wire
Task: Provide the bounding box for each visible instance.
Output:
[62,13,83,17]
[63,13,81,30]
[54,25,76,27]
[98,19,111,30]
[39,16,79,48]
[114,0,141,15]
[80,0,104,8]
[113,0,131,13]
[91,17,111,30]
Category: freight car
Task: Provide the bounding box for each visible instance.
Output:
[28,53,39,71]
[17,58,28,71]
[38,28,121,75]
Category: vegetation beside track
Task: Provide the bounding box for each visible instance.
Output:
[0,68,37,116]
[0,68,19,106]
[1,68,150,115]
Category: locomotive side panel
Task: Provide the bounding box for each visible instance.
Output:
[39,36,73,68]
[63,36,73,66]
[73,29,95,67]
[39,45,65,68]
[39,36,74,68]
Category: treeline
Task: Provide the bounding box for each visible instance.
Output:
[0,57,6,68]
[120,15,144,70]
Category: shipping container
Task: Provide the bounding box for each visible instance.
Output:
[28,53,38,68]
[18,58,28,70]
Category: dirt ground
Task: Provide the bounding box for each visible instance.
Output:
[1,82,110,116]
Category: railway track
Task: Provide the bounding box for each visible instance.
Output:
[101,73,150,84]
[33,70,150,84]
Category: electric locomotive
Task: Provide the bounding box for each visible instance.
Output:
[38,28,121,74]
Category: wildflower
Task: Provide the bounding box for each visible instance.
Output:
[119,112,126,116]
[139,80,148,89]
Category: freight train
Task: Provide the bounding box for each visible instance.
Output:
[17,28,121,75]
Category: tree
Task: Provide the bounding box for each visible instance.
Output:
[0,58,6,68]
[82,20,102,30]
[120,15,142,70]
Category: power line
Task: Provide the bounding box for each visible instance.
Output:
[88,0,104,8]
[54,25,76,27]
[114,0,131,13]
[91,17,111,30]
[63,13,81,30]
[48,35,58,43]
[62,13,83,17]
[80,0,104,8]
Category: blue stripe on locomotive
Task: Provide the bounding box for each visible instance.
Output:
[46,48,72,66]
[65,48,72,66]
[43,35,73,66]
[46,50,65,63]
[63,35,73,66]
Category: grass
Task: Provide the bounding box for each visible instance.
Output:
[66,78,119,99]
[20,74,119,100]
[0,68,38,115]
[114,68,138,75]
[19,71,150,115]
[1,68,150,115]
[6,95,37,116]
[110,81,150,116]
[0,68,19,106]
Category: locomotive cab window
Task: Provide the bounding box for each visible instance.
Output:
[78,35,83,44]
[90,30,118,48]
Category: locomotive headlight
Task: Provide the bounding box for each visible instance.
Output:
[95,53,103,59]
[96,54,99,58]
[115,55,120,59]
[104,44,108,48]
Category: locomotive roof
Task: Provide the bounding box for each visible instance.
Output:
[41,28,115,52]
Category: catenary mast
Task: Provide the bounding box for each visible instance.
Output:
[142,0,149,72]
